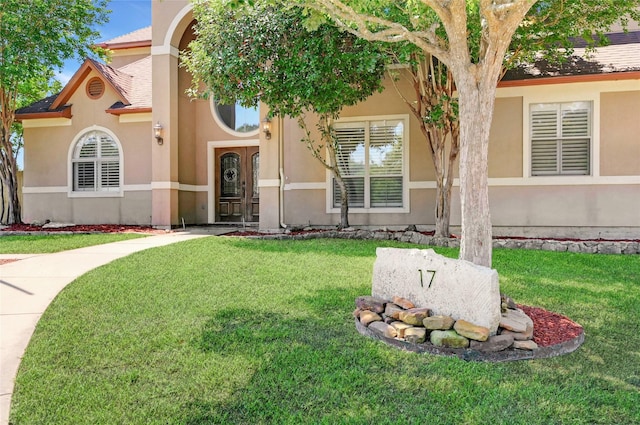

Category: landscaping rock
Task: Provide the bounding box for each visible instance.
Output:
[392,296,415,310]
[430,330,469,348]
[405,327,427,344]
[384,303,404,320]
[399,308,431,326]
[369,321,398,338]
[454,320,490,342]
[423,315,455,330]
[500,309,533,333]
[390,321,413,338]
[513,340,538,351]
[360,310,382,326]
[355,296,386,314]
[500,325,534,341]
[470,334,514,352]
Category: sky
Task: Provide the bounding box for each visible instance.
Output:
[59,0,152,84]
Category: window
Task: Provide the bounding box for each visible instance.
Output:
[530,101,591,176]
[72,130,120,192]
[332,118,405,210]
[211,99,260,136]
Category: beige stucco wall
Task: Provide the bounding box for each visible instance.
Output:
[489,97,523,178]
[22,68,153,225]
[600,90,640,176]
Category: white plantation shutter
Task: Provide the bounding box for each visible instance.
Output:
[72,131,121,192]
[334,124,365,208]
[333,118,405,209]
[531,102,590,176]
[369,120,403,207]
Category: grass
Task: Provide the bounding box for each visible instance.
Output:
[0,233,147,254]
[10,237,640,424]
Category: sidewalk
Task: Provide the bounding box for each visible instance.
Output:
[0,230,225,425]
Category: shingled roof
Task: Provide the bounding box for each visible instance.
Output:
[98,26,152,49]
[502,30,640,83]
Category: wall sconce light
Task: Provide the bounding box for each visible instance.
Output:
[153,122,164,145]
[262,117,272,140]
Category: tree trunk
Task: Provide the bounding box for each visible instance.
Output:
[455,76,495,268]
[326,145,349,229]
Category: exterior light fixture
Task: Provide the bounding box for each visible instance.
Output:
[262,117,272,140]
[153,122,164,145]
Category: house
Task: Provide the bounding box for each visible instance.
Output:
[16,2,640,239]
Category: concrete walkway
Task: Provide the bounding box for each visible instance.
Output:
[0,229,234,425]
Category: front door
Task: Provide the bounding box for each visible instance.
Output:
[215,147,259,223]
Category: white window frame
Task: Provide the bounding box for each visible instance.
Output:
[67,126,123,198]
[530,101,592,176]
[519,83,601,182]
[327,114,410,214]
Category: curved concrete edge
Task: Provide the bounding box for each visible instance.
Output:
[355,317,585,363]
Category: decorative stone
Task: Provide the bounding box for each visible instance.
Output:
[454,320,490,342]
[384,303,404,320]
[500,309,533,333]
[423,315,455,330]
[392,296,415,310]
[352,308,362,318]
[501,294,518,310]
[500,324,534,341]
[390,321,413,338]
[399,308,431,326]
[369,321,398,338]
[359,310,382,326]
[355,296,386,314]
[470,334,514,352]
[513,340,538,350]
[430,330,469,348]
[404,327,427,344]
[372,248,501,333]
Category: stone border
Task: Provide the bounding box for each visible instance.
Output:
[245,230,640,254]
[355,317,585,362]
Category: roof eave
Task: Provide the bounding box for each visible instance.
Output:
[105,107,152,116]
[15,107,72,121]
[498,70,640,88]
[98,40,152,50]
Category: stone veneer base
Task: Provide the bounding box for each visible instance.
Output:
[355,317,585,362]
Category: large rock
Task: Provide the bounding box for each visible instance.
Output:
[390,321,413,338]
[359,310,382,326]
[398,308,431,326]
[372,248,501,334]
[423,315,455,330]
[404,327,427,344]
[470,334,514,352]
[369,321,398,338]
[454,320,490,342]
[500,309,533,333]
[383,303,404,320]
[355,296,386,314]
[430,330,469,348]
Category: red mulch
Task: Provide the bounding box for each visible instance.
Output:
[519,304,583,347]
[1,224,161,234]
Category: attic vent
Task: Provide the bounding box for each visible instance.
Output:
[86,77,105,99]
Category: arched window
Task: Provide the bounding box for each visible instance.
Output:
[71,130,121,192]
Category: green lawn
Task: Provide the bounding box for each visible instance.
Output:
[10,237,640,424]
[0,233,147,254]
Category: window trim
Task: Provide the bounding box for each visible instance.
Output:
[67,126,124,198]
[519,85,600,181]
[326,114,410,214]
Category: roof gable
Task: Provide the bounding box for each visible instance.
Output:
[50,58,132,110]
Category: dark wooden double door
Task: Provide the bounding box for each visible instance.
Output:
[215,147,259,223]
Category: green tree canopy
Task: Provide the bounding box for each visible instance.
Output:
[0,0,109,224]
